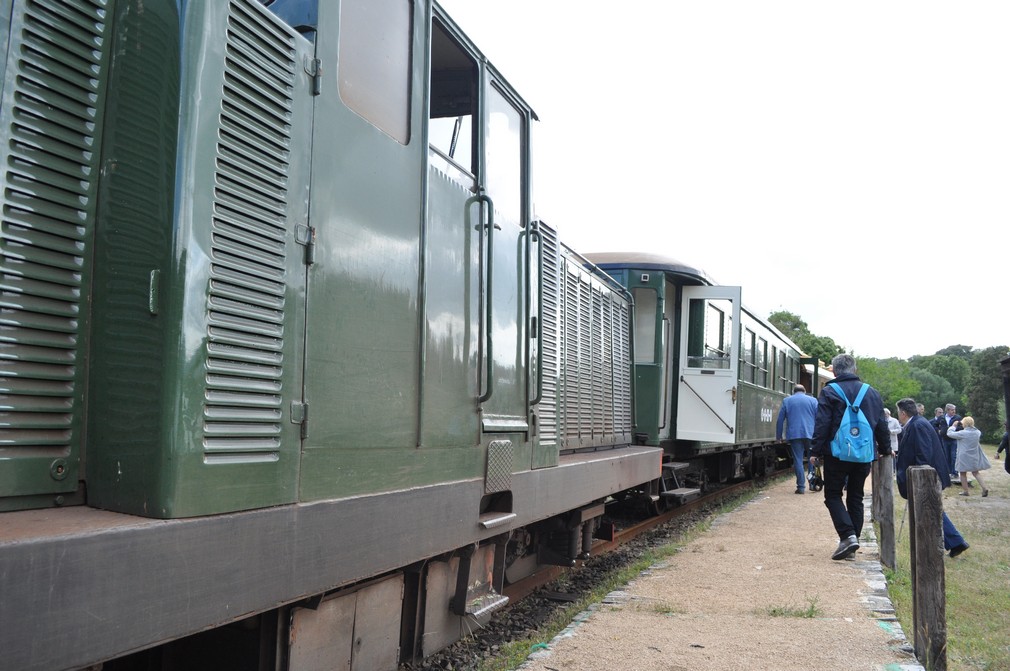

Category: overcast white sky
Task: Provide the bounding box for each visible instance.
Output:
[438,1,1009,360]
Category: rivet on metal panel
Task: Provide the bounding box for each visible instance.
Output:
[50,459,68,481]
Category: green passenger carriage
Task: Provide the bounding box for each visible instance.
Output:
[588,253,817,500]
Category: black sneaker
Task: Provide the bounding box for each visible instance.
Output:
[832,535,859,560]
[795,488,805,494]
[949,543,969,558]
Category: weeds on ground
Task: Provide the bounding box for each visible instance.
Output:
[883,446,1010,671]
[760,595,822,619]
[476,488,762,671]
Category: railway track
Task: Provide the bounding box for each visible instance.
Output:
[503,474,780,603]
[401,470,788,670]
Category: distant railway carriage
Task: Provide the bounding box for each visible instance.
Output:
[1,2,811,670]
[587,253,817,498]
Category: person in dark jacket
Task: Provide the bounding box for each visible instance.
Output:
[810,354,891,560]
[894,397,969,557]
[941,403,962,478]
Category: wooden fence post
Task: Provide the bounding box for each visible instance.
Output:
[875,454,895,569]
[908,465,947,671]
[871,458,882,521]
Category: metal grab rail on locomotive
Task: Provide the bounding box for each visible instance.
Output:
[0,1,815,669]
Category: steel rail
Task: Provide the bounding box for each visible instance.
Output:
[503,472,787,602]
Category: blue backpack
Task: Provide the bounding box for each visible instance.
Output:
[827,382,875,463]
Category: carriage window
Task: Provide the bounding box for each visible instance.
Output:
[742,329,756,382]
[633,289,657,363]
[770,346,778,389]
[338,0,412,144]
[686,298,731,369]
[756,337,768,387]
[778,350,788,392]
[429,21,476,175]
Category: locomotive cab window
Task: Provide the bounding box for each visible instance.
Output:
[429,21,477,180]
[338,0,413,144]
[485,84,524,226]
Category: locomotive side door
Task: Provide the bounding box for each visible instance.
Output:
[296,0,428,499]
[676,286,741,443]
[476,77,531,439]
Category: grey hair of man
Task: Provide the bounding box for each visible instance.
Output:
[945,403,957,413]
[793,384,805,393]
[896,398,919,417]
[830,353,857,376]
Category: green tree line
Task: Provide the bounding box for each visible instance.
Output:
[769,311,1009,442]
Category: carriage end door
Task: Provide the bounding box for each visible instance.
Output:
[676,286,741,443]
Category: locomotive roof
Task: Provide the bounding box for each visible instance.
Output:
[582,252,716,286]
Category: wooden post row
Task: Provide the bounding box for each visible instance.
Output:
[908,465,946,671]
[874,454,895,570]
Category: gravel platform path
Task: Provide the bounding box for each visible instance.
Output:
[518,475,924,671]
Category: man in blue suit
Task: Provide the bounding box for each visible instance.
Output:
[895,398,969,557]
[942,403,962,478]
[776,384,818,494]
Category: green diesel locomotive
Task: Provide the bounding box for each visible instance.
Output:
[1,2,656,669]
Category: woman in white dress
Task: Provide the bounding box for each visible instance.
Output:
[948,416,991,496]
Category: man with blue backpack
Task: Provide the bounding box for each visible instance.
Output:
[810,354,891,560]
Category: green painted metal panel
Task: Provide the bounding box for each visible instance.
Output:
[0,0,114,510]
[420,168,481,450]
[634,364,664,445]
[734,382,785,443]
[85,0,312,517]
[298,0,431,499]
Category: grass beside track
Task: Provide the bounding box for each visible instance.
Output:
[476,487,764,671]
[883,444,1010,671]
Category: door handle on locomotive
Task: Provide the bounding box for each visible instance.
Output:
[468,193,495,403]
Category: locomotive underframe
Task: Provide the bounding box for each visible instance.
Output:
[1,446,659,671]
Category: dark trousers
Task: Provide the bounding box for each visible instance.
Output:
[944,439,958,475]
[942,512,966,551]
[822,454,872,540]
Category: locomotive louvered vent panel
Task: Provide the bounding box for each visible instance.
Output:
[577,275,592,433]
[0,0,111,454]
[590,288,604,435]
[204,0,297,462]
[600,293,614,434]
[560,263,579,442]
[557,259,633,447]
[536,224,560,444]
[613,302,632,433]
